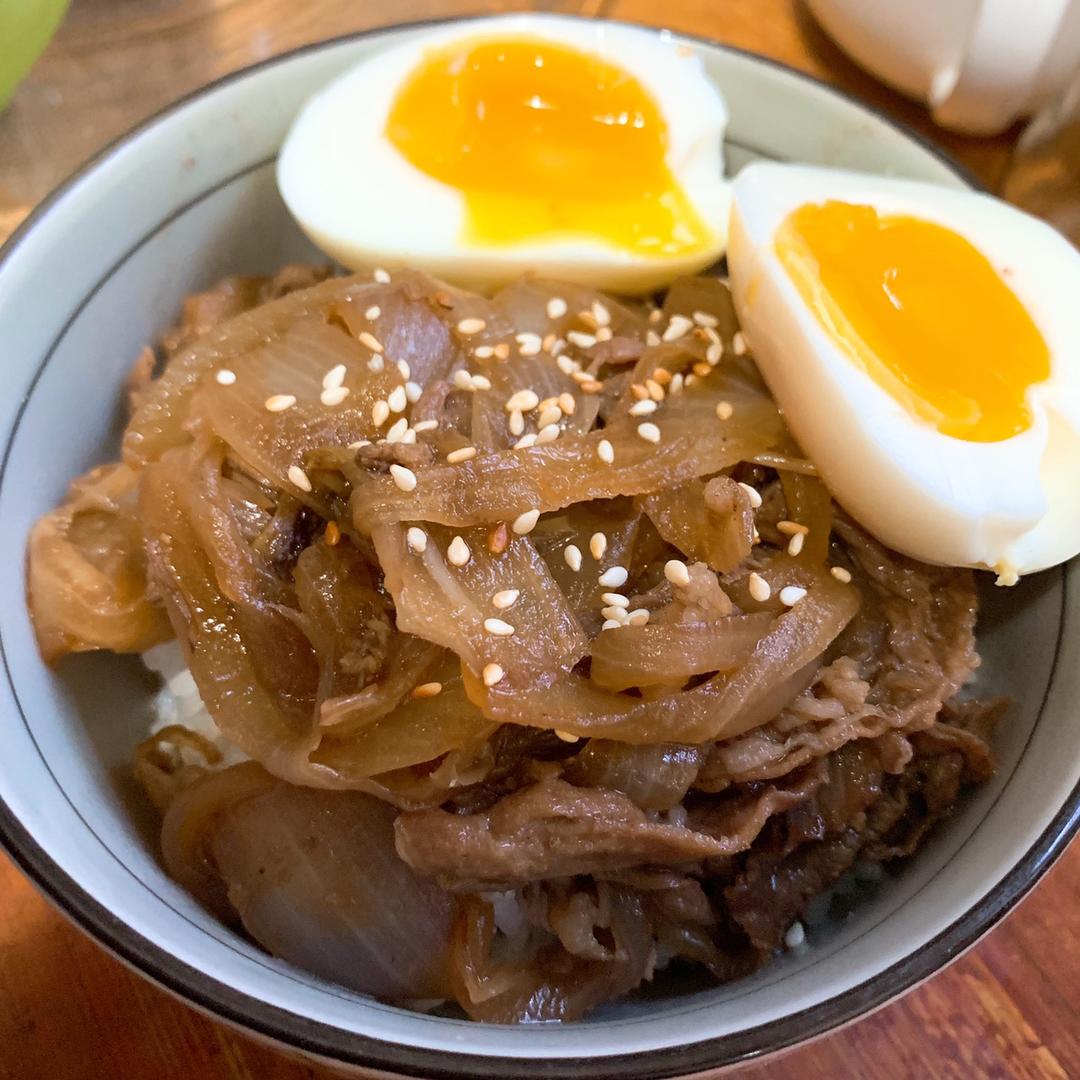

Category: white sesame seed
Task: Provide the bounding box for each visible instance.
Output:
[265,394,296,413]
[474,345,495,361]
[372,400,390,426]
[514,433,538,449]
[564,544,583,572]
[601,605,629,621]
[471,374,492,391]
[601,592,629,607]
[358,331,383,353]
[664,559,691,587]
[592,301,612,327]
[482,662,505,687]
[646,329,662,347]
[627,608,650,626]
[401,428,417,444]
[412,681,443,699]
[547,297,568,319]
[508,409,525,437]
[706,342,724,365]
[386,417,409,443]
[537,405,563,428]
[322,363,347,390]
[558,392,576,415]
[447,446,477,464]
[364,304,381,320]
[831,566,853,584]
[685,374,698,388]
[748,572,771,602]
[693,310,720,328]
[716,401,734,421]
[447,535,471,566]
[536,423,560,445]
[662,314,694,342]
[492,589,520,610]
[779,585,807,607]
[597,438,615,464]
[396,359,411,381]
[598,565,628,588]
[669,373,685,394]
[513,508,540,535]
[629,399,658,417]
[637,422,661,444]
[784,921,806,949]
[738,482,763,509]
[733,330,748,355]
[403,381,422,404]
[555,729,580,743]
[516,332,543,356]
[412,419,439,433]
[453,370,474,391]
[649,307,663,323]
[567,330,597,349]
[320,386,350,407]
[595,326,613,342]
[787,532,805,556]
[368,355,385,373]
[387,385,407,413]
[373,267,390,284]
[484,617,515,637]
[457,317,486,336]
[556,355,579,376]
[601,619,623,631]
[406,526,428,553]
[348,440,370,450]
[389,464,417,492]
[215,368,236,386]
[589,532,608,561]
[287,464,311,492]
[506,389,540,413]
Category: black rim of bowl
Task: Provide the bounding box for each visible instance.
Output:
[0,15,1076,1080]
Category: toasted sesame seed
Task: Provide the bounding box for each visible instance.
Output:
[447,535,471,566]
[492,589,520,609]
[373,267,391,284]
[323,363,347,390]
[663,314,694,342]
[601,619,623,631]
[555,729,580,743]
[542,333,558,352]
[368,355,385,373]
[484,617,515,637]
[411,682,443,699]
[706,342,724,365]
[474,345,494,359]
[777,521,809,536]
[598,565,628,588]
[601,605,629,621]
[733,330,748,355]
[516,332,543,356]
[287,464,312,492]
[787,533,805,556]
[748,572,771,602]
[483,662,505,686]
[715,401,734,420]
[779,585,807,606]
[629,399,657,417]
[365,304,381,320]
[405,381,422,403]
[589,532,607,561]
[637,422,661,444]
[547,297,568,319]
[594,326,613,343]
[567,330,597,349]
[627,608,650,626]
[412,419,439,433]
[581,379,603,394]
[601,592,629,607]
[506,389,540,413]
[265,394,296,413]
[558,392,576,415]
[514,433,538,449]
[597,438,615,464]
[537,405,563,428]
[646,329,662,347]
[692,362,711,378]
[556,355,579,376]
[492,344,510,362]
[831,566,853,584]
[536,423,560,444]
[685,374,699,387]
[215,368,236,385]
[396,359,411,380]
[513,508,540,535]
[564,544,583,572]
[387,385,407,413]
[578,310,598,331]
[488,521,510,554]
[386,417,409,443]
[321,386,350,407]
[651,367,672,385]
[358,331,383,353]
[630,383,649,401]
[649,307,663,324]
[664,559,691,587]
[447,446,477,464]
[693,310,720,328]
[645,378,665,401]
[457,317,486,335]
[406,526,428,553]
[389,464,417,492]
[325,521,341,546]
[738,481,763,509]
[372,400,390,426]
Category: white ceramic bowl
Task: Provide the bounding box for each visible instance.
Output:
[0,17,1077,1079]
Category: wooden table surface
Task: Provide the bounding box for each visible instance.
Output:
[1,2,1077,1078]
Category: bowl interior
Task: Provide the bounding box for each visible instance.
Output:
[0,17,1077,1079]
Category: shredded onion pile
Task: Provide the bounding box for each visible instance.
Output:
[29,264,1001,1022]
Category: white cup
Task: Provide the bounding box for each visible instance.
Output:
[805,0,1080,135]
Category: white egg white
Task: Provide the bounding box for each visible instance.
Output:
[277,15,731,293]
[728,162,1080,581]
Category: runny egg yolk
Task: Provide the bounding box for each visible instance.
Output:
[385,36,713,256]
[775,200,1050,442]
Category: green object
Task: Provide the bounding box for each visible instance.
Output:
[0,0,70,110]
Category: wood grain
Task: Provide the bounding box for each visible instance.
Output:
[0,2,1075,1078]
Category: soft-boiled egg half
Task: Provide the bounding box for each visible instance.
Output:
[728,162,1080,583]
[278,16,731,293]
